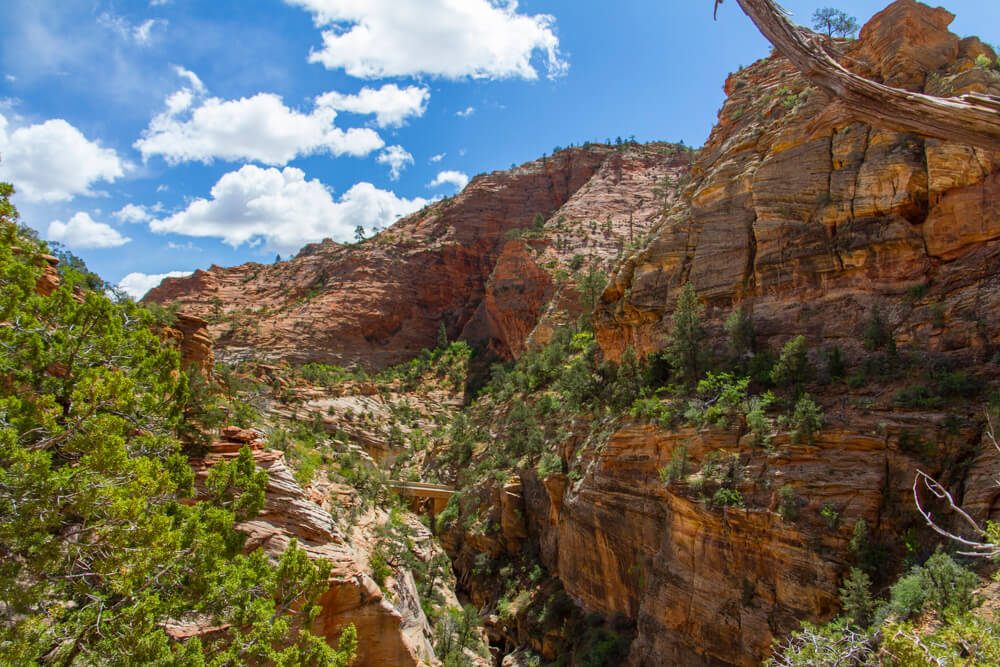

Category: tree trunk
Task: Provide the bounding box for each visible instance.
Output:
[728,0,1000,151]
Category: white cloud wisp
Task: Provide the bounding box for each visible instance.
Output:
[428,170,469,191]
[377,145,413,180]
[316,84,429,128]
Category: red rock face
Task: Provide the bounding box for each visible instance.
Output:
[145,145,692,369]
[594,0,1000,367]
[145,148,611,368]
[168,312,215,375]
[191,430,436,667]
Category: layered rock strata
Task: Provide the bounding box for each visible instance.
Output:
[145,145,691,367]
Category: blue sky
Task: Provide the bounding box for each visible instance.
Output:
[1,0,996,298]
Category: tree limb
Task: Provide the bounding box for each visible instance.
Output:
[726,0,1000,151]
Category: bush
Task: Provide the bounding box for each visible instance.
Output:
[778,485,799,520]
[711,487,745,509]
[660,445,689,484]
[849,519,886,576]
[790,393,823,443]
[770,335,813,395]
[862,303,892,351]
[888,550,980,618]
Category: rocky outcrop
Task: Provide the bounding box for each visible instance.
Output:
[146,148,611,369]
[192,428,438,667]
[594,0,1000,366]
[161,312,215,375]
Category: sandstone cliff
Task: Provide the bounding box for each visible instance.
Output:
[438,2,1000,665]
[145,2,1000,665]
[145,144,691,368]
[594,1,1000,366]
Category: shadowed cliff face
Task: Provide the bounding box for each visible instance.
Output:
[145,145,691,369]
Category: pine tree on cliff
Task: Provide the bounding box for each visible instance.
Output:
[665,282,705,388]
[811,7,858,38]
[0,183,356,666]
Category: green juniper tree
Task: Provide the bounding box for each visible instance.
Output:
[0,183,356,666]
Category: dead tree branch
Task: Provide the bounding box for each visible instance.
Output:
[720,0,1000,151]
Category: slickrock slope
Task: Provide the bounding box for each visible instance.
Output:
[595,0,1000,365]
[145,145,691,367]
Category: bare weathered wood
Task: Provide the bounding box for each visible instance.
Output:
[723,0,1000,151]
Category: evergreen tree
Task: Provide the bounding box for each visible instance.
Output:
[0,183,355,666]
[665,282,705,387]
[839,567,874,629]
[770,335,813,396]
[811,7,859,38]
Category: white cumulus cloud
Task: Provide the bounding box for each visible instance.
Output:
[47,212,131,248]
[428,170,469,191]
[118,270,192,300]
[0,113,127,202]
[285,0,568,80]
[135,88,384,166]
[377,145,413,180]
[148,164,429,254]
[456,106,475,117]
[429,153,445,163]
[316,84,429,128]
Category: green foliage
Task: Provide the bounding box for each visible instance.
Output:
[659,445,688,484]
[821,504,839,529]
[575,265,608,313]
[839,568,875,629]
[434,605,487,666]
[536,451,562,477]
[724,306,756,360]
[766,620,875,666]
[888,550,980,620]
[576,626,631,667]
[882,613,1000,665]
[849,519,886,577]
[437,322,449,349]
[862,303,892,351]
[49,241,110,293]
[710,487,745,509]
[0,190,349,665]
[770,335,813,396]
[777,484,799,520]
[664,282,705,387]
[746,394,774,448]
[826,346,845,381]
[790,393,823,443]
[811,7,859,38]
